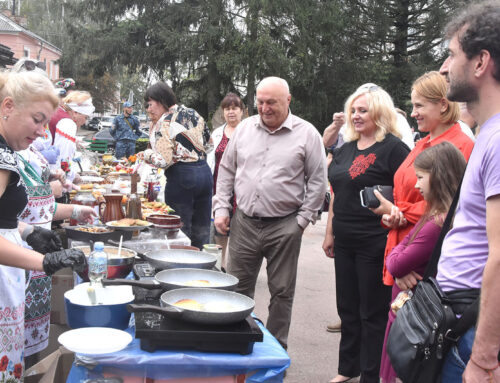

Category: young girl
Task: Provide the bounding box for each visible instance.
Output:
[379,141,467,383]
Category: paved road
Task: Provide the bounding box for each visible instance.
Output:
[78,124,343,381]
[252,215,343,383]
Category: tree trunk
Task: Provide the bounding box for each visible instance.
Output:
[391,0,410,106]
[246,1,258,116]
[206,0,223,116]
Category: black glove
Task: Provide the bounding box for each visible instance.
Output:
[26,226,63,254]
[42,249,87,276]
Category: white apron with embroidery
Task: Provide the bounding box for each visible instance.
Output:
[18,149,55,357]
[0,229,25,382]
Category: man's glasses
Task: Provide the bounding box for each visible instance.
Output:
[22,60,46,71]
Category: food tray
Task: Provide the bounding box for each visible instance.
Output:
[65,225,132,242]
[106,221,153,232]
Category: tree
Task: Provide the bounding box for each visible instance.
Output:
[14,0,465,130]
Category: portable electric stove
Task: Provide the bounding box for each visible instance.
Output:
[132,261,263,354]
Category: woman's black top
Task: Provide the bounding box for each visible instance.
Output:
[329,133,409,245]
[0,135,28,229]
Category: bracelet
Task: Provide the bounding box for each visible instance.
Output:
[70,205,82,220]
[21,225,34,241]
[469,356,500,381]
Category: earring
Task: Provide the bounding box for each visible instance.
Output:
[2,116,7,120]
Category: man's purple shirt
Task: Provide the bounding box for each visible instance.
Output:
[437,113,500,291]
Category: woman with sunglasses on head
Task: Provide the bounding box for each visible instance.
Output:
[140,82,212,249]
[0,71,86,380]
[11,60,97,367]
[322,84,410,383]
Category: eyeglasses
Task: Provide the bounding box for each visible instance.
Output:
[22,60,46,71]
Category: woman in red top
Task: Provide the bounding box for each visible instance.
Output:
[371,71,474,286]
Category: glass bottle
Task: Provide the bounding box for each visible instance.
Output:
[127,174,142,219]
[146,170,161,202]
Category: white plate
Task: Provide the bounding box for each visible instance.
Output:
[105,221,153,231]
[58,327,132,354]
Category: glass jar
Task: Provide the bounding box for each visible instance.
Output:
[70,190,99,225]
[203,244,223,270]
[145,171,161,202]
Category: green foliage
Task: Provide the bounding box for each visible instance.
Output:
[135,138,149,153]
[15,0,463,131]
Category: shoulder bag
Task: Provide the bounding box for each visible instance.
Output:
[386,180,479,382]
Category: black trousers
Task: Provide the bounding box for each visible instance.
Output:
[164,161,213,249]
[334,238,391,383]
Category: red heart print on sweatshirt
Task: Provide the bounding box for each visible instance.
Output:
[349,153,376,179]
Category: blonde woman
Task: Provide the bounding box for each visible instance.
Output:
[50,90,94,183]
[0,71,86,381]
[322,84,410,383]
[371,72,474,291]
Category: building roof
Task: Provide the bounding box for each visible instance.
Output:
[0,43,16,66]
[0,13,61,54]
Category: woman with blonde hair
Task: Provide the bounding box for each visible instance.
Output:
[322,84,410,383]
[0,71,86,380]
[370,71,474,298]
[50,90,94,184]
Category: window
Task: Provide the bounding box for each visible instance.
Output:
[23,47,30,58]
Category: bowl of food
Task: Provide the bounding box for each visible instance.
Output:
[73,245,137,281]
[146,214,181,226]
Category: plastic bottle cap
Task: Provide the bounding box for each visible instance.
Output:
[94,242,105,251]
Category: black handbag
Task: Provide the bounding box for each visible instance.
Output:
[387,277,457,382]
[359,185,393,208]
[386,178,479,382]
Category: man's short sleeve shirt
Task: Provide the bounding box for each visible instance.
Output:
[437,113,500,291]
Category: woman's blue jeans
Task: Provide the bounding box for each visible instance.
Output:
[164,160,213,249]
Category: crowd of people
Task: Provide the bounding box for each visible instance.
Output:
[320,2,500,382]
[0,0,499,381]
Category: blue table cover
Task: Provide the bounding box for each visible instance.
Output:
[66,319,290,382]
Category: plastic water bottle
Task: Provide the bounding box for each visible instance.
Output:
[88,242,108,286]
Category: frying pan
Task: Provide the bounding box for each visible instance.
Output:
[142,249,216,270]
[127,288,255,325]
[102,268,239,291]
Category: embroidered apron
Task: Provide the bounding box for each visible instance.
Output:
[18,153,55,357]
[0,229,26,383]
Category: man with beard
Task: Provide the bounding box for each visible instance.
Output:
[111,101,141,159]
[437,1,500,381]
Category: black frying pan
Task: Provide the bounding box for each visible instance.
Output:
[127,288,255,325]
[102,268,238,291]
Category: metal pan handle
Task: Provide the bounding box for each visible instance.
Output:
[101,278,162,290]
[126,303,183,317]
